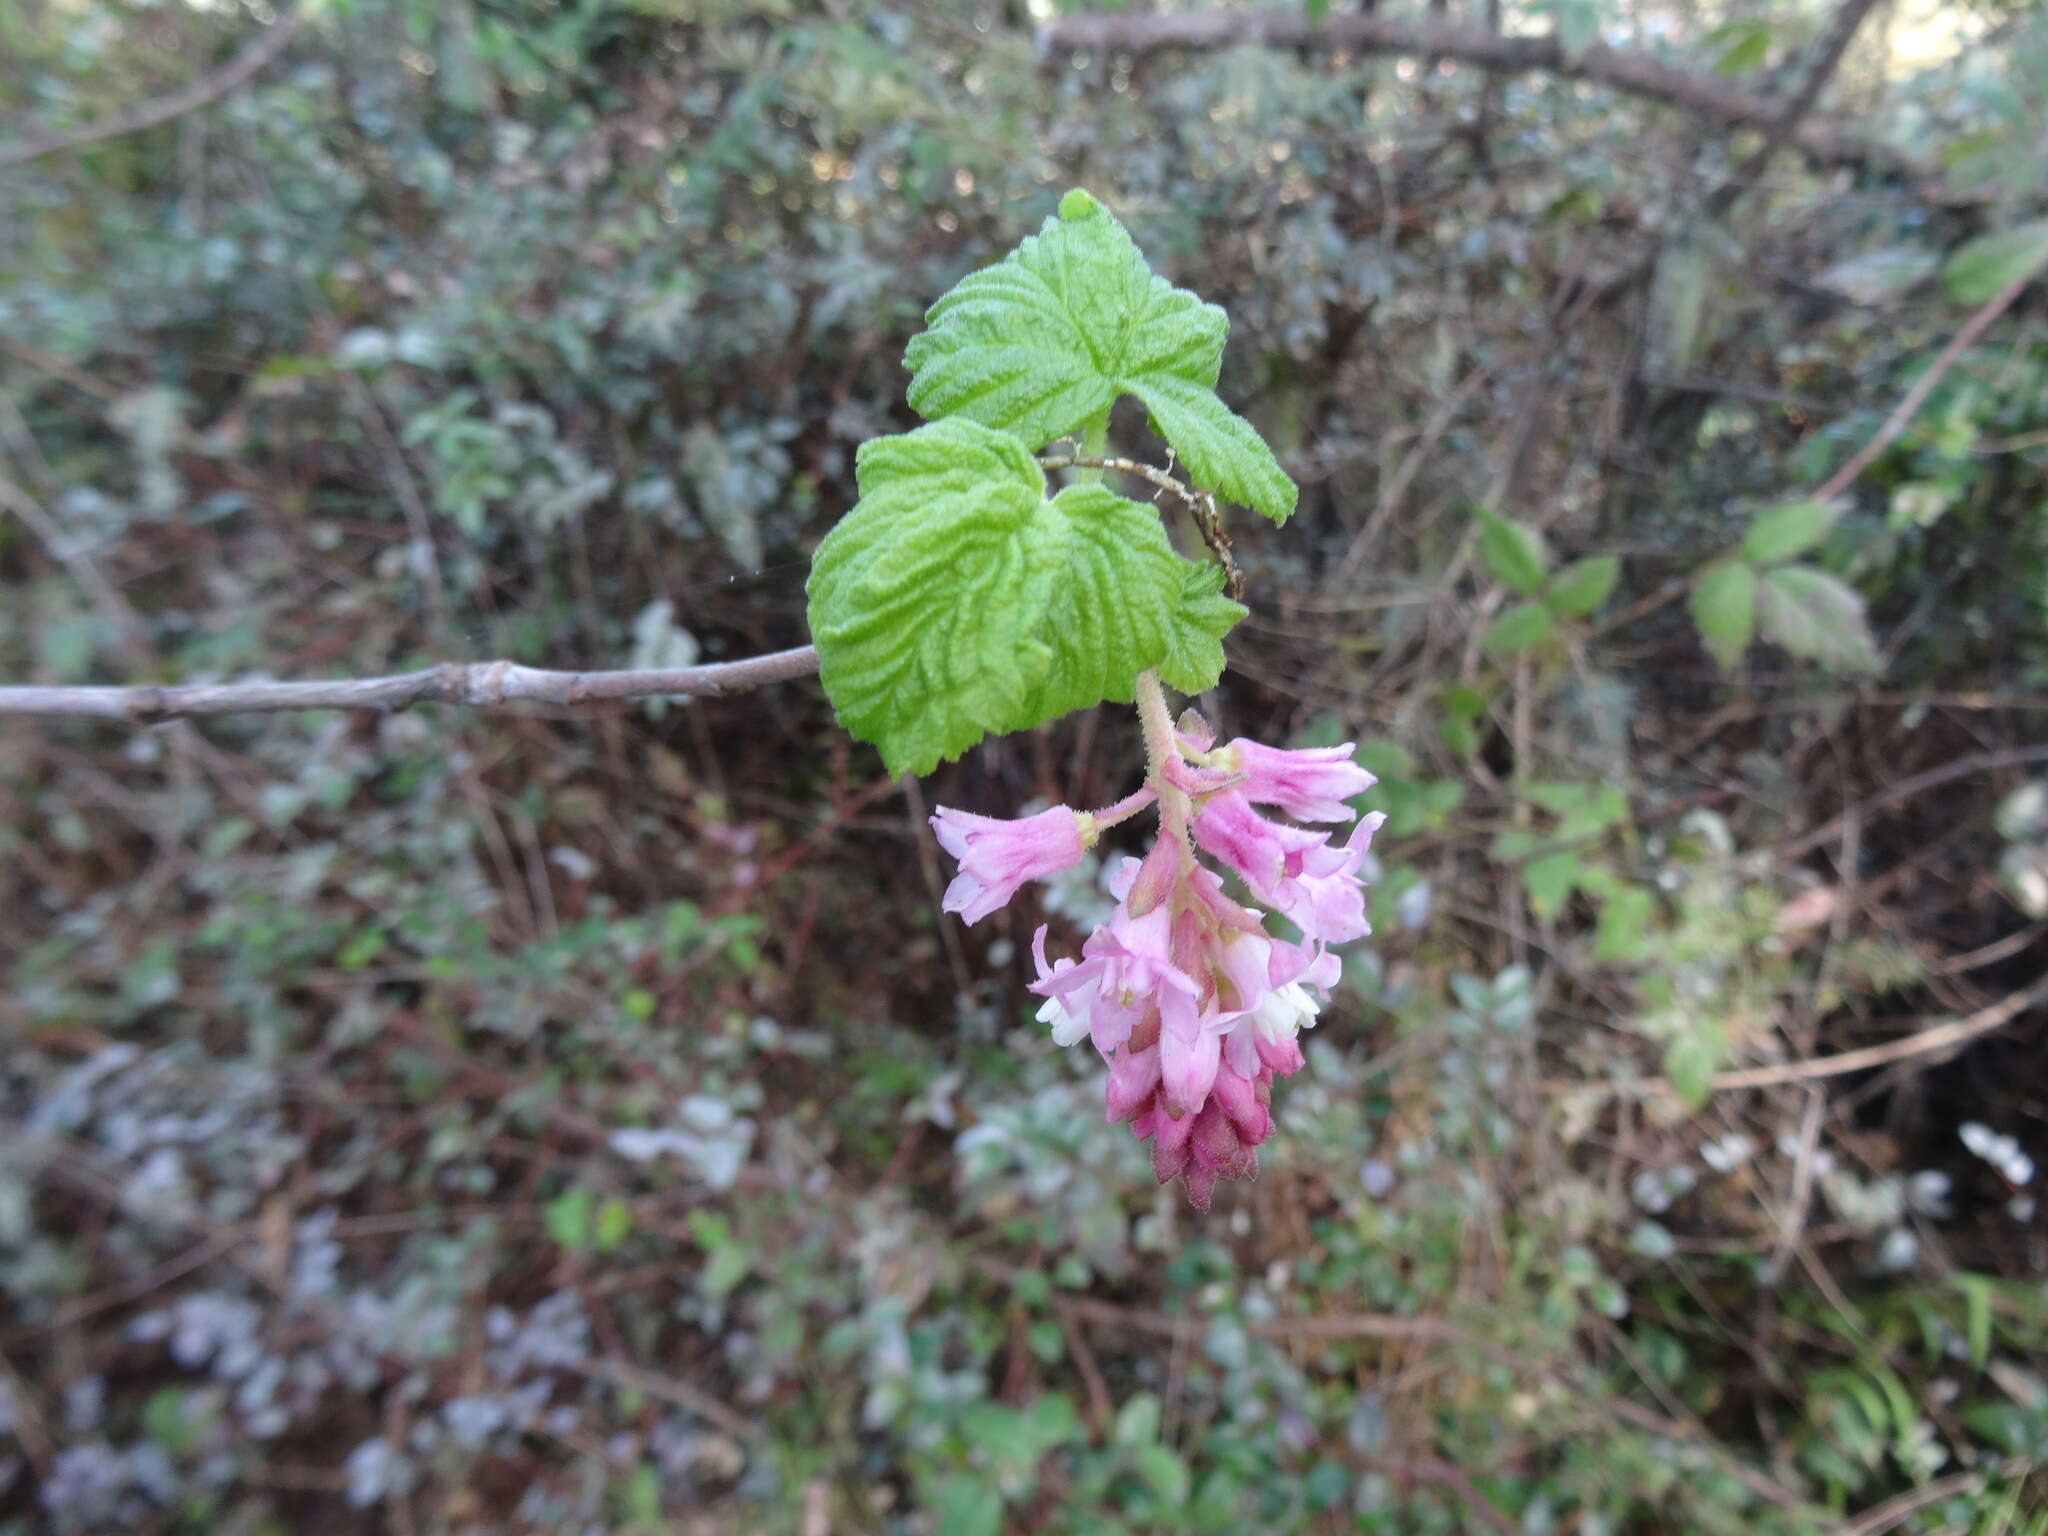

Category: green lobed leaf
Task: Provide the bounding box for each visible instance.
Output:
[807,421,1064,776]
[1544,553,1620,617]
[1689,561,1757,671]
[1941,219,2048,304]
[806,419,1241,775]
[1477,509,1550,593]
[1123,373,1298,526]
[1756,564,1882,674]
[903,188,1297,522]
[1741,499,1840,565]
[1011,483,1239,721]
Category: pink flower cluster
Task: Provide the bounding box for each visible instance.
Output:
[929,708,1382,1210]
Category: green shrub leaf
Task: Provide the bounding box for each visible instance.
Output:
[1477,510,1550,593]
[1544,554,1620,616]
[1756,565,1882,674]
[1523,850,1583,917]
[1689,562,1757,671]
[904,189,1296,522]
[1015,484,1245,721]
[1482,600,1554,655]
[1741,499,1840,564]
[806,419,1241,775]
[1941,219,2048,304]
[1707,19,1771,74]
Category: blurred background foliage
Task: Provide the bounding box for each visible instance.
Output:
[5,0,2048,1530]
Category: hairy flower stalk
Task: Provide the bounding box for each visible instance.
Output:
[930,672,1382,1209]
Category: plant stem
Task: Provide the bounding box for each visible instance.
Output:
[1135,669,1193,848]
[1087,786,1158,832]
[1075,409,1111,484]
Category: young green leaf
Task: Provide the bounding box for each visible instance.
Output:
[594,1196,632,1252]
[1014,484,1244,722]
[1689,561,1757,671]
[806,419,1242,775]
[1941,219,2048,304]
[1594,885,1654,963]
[1707,19,1770,74]
[903,189,1297,522]
[1522,850,1582,918]
[807,421,1066,776]
[1477,509,1549,593]
[1756,564,1882,674]
[1543,553,1620,617]
[1482,600,1553,655]
[1741,499,1839,565]
[545,1188,593,1250]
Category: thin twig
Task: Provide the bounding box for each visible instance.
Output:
[1762,1087,1825,1284]
[1546,973,2048,1097]
[562,1356,757,1442]
[0,645,821,723]
[0,6,312,172]
[1712,976,2048,1090]
[1039,453,1242,597]
[901,772,974,998]
[1814,272,2036,502]
[1332,363,1495,590]
[1774,740,2048,861]
[1702,0,1882,222]
[340,371,450,643]
[1036,9,1928,184]
[0,476,150,660]
[1832,1472,1985,1536]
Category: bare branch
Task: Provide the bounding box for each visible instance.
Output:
[1814,271,2034,502]
[1037,10,1928,185]
[0,6,311,173]
[1703,0,1884,220]
[1039,452,1243,597]
[0,646,821,724]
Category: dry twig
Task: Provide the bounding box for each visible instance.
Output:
[0,6,312,172]
[1038,9,1929,185]
[0,645,821,723]
[1814,272,2037,502]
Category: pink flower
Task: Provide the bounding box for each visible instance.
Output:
[1189,791,1329,897]
[1222,738,1377,823]
[1028,816,1347,1210]
[929,805,1091,925]
[935,686,1387,1210]
[1191,794,1385,945]
[1267,812,1385,944]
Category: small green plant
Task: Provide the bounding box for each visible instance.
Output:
[806,189,1293,777]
